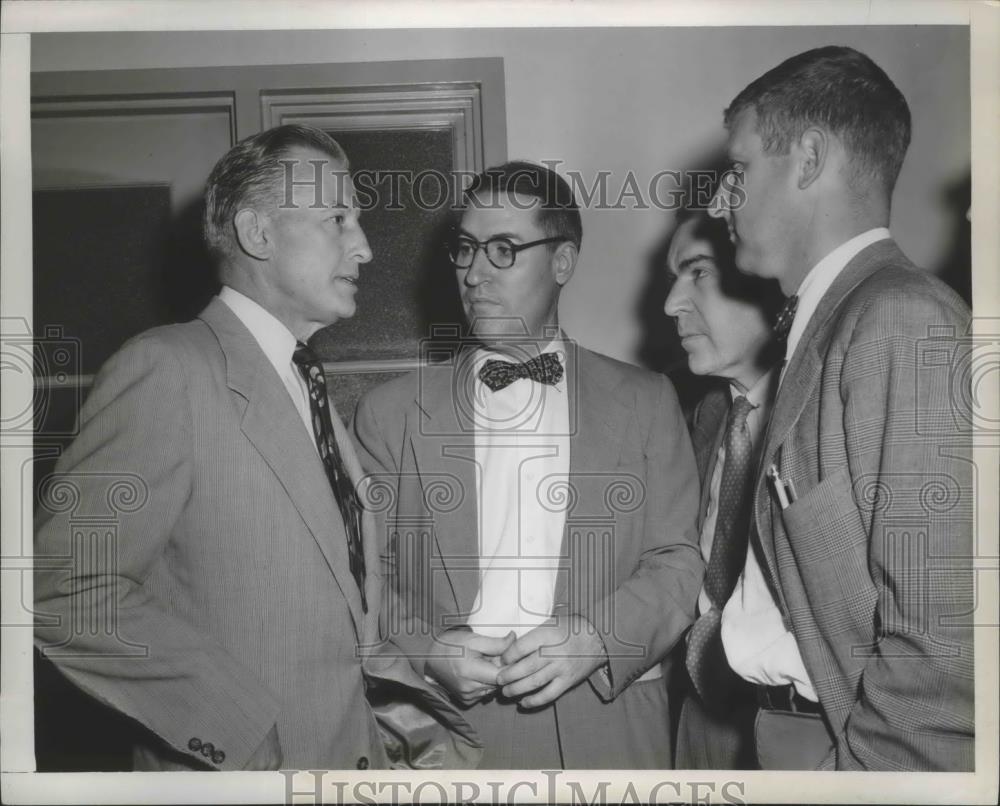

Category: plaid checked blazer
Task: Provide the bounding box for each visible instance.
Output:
[754,239,975,770]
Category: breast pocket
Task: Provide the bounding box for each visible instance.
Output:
[779,465,877,643]
[781,466,868,575]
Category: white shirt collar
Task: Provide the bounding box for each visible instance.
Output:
[218,285,300,377]
[785,227,890,363]
[730,365,777,411]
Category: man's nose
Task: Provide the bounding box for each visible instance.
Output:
[463,247,492,285]
[664,278,687,317]
[352,223,373,264]
[707,180,732,222]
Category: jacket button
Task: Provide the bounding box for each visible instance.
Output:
[201,741,215,757]
[188,737,202,752]
[212,750,226,765]
[356,756,369,770]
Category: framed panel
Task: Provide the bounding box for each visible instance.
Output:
[261,82,486,172]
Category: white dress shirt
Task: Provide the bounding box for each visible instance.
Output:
[721,227,890,701]
[218,285,315,444]
[466,342,571,639]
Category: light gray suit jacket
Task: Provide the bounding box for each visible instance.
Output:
[34,298,480,770]
[353,341,704,767]
[753,240,974,770]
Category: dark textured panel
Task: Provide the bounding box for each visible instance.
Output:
[32,185,218,375]
[311,128,465,363]
[325,368,411,425]
[33,186,173,376]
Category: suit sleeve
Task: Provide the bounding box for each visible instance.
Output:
[34,335,280,770]
[586,374,705,699]
[352,389,437,676]
[823,291,974,770]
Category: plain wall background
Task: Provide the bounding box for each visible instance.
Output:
[32,26,970,365]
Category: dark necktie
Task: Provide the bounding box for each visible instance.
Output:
[478,352,563,392]
[292,342,367,613]
[773,294,799,340]
[686,395,755,705]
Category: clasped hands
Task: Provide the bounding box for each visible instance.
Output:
[424,614,607,709]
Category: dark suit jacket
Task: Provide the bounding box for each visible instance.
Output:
[353,341,704,767]
[753,239,974,770]
[34,298,480,770]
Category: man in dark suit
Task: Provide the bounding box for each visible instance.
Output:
[706,46,974,770]
[353,162,703,767]
[663,210,784,769]
[34,124,479,771]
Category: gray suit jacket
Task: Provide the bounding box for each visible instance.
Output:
[353,340,704,767]
[753,239,974,770]
[34,298,480,770]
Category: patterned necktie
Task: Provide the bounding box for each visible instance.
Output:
[686,395,756,706]
[292,342,367,613]
[478,352,564,392]
[773,294,799,340]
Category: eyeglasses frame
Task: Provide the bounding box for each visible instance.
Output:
[447,234,571,270]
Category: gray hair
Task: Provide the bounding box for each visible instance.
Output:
[203,123,348,260]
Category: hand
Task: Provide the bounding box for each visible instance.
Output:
[425,629,516,706]
[496,615,607,709]
[243,724,283,770]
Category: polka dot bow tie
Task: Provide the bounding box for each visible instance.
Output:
[478,352,564,392]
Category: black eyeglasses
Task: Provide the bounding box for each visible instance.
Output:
[447,234,569,269]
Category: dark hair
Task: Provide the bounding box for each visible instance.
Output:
[671,209,785,322]
[203,124,348,259]
[463,160,582,251]
[724,46,911,197]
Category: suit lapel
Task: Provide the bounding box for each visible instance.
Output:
[754,239,902,578]
[200,299,365,635]
[554,344,630,609]
[409,355,480,615]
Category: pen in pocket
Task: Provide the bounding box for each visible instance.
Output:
[767,464,797,510]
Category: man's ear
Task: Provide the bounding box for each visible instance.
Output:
[233,207,271,260]
[797,127,829,190]
[551,241,578,287]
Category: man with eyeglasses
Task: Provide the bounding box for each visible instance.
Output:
[353,161,703,768]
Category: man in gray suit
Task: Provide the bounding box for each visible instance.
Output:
[706,46,974,770]
[663,210,784,769]
[354,161,703,767]
[34,124,479,771]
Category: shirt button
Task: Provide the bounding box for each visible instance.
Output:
[356,756,369,770]
[201,741,215,757]
[212,750,226,765]
[188,737,202,752]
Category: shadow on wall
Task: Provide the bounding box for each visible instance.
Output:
[935,171,971,308]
